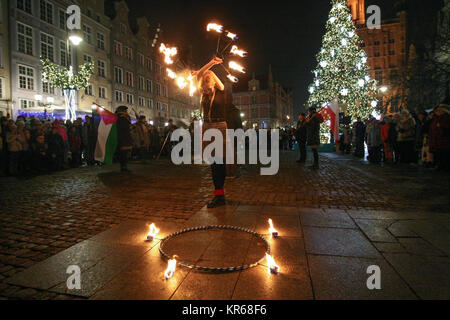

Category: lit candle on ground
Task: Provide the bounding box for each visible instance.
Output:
[266,253,280,274]
[164,255,177,279]
[146,223,159,241]
[268,218,278,237]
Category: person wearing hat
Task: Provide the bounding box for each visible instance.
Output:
[116,105,133,172]
[305,106,324,169]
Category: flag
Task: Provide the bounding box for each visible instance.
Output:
[318,99,339,145]
[94,106,118,164]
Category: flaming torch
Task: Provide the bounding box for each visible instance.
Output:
[268,219,278,238]
[188,75,196,97]
[227,74,239,83]
[166,68,177,79]
[230,45,247,57]
[164,255,178,279]
[176,76,188,89]
[146,223,159,241]
[266,253,280,274]
[226,32,238,41]
[159,43,177,65]
[207,23,223,33]
[229,61,245,73]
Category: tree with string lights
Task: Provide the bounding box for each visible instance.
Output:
[307,0,378,121]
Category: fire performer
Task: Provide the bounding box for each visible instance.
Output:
[193,56,232,208]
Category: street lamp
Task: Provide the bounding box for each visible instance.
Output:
[240,112,245,117]
[64,29,83,121]
[68,29,83,46]
[379,86,388,93]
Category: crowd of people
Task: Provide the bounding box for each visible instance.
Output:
[0,111,176,178]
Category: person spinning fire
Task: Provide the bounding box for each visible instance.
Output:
[193,56,230,208]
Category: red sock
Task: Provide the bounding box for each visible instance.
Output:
[214,188,224,196]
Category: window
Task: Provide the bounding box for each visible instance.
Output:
[138,97,145,107]
[18,0,32,14]
[87,8,92,18]
[96,14,101,23]
[139,76,144,91]
[60,41,71,66]
[20,99,35,109]
[162,103,168,112]
[162,85,168,97]
[120,23,126,34]
[138,53,144,66]
[146,58,152,70]
[389,50,395,56]
[156,101,161,110]
[82,25,92,44]
[126,93,133,104]
[374,51,380,57]
[59,9,68,30]
[85,84,93,96]
[40,32,54,61]
[83,54,92,63]
[146,79,152,92]
[114,67,123,84]
[0,78,4,99]
[360,42,365,48]
[17,22,33,55]
[98,86,106,99]
[115,90,123,102]
[389,38,395,44]
[98,60,106,77]
[125,47,133,60]
[155,63,161,74]
[114,41,122,56]
[18,65,34,90]
[126,71,133,87]
[97,32,105,50]
[40,0,53,24]
[155,83,161,96]
[374,40,380,46]
[375,71,383,83]
[251,108,258,118]
[148,99,153,109]
[42,81,55,94]
[252,96,256,104]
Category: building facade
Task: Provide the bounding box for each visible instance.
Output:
[77,0,112,113]
[347,0,407,114]
[0,0,11,117]
[232,66,293,129]
[9,0,80,119]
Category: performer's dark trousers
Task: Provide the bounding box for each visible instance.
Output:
[119,149,129,169]
[211,162,226,194]
[298,141,306,162]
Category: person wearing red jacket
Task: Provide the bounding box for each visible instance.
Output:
[381,117,392,162]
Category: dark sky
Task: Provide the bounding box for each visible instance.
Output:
[124,0,397,114]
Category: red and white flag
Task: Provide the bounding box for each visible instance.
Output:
[318,99,339,145]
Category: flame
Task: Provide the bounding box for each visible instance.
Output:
[266,253,280,274]
[207,23,223,33]
[176,76,188,89]
[226,32,238,41]
[188,75,196,96]
[147,223,159,240]
[166,68,177,79]
[268,218,278,236]
[229,61,245,73]
[164,256,177,279]
[159,43,177,65]
[227,74,239,83]
[230,45,247,57]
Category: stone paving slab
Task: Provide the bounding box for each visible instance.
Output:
[308,255,417,300]
[300,211,356,229]
[382,253,450,300]
[304,227,381,258]
[354,219,398,242]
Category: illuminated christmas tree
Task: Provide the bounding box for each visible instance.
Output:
[307,0,378,121]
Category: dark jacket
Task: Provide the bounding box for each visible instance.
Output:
[295,120,307,143]
[47,133,64,156]
[116,113,133,149]
[306,113,323,146]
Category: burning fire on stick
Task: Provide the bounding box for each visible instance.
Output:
[166,68,177,79]
[164,255,178,279]
[146,223,159,241]
[227,74,239,83]
[230,45,247,57]
[159,43,177,65]
[266,253,280,274]
[229,61,245,73]
[207,23,223,33]
[268,218,278,238]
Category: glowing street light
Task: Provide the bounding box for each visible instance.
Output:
[68,29,83,46]
[379,86,388,93]
[240,113,245,117]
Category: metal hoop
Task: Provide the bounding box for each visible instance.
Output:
[159,225,270,273]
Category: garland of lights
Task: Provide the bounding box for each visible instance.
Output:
[307,0,378,121]
[41,58,94,90]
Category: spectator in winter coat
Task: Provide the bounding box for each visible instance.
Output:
[135,116,150,162]
[381,117,392,162]
[305,106,324,169]
[397,110,416,164]
[47,125,65,171]
[6,124,23,176]
[295,113,307,163]
[32,134,48,172]
[68,126,82,167]
[367,119,382,163]
[353,117,366,158]
[116,105,133,172]
[429,102,450,170]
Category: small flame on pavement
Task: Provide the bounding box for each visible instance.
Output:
[268,218,278,238]
[266,253,280,274]
[147,223,159,241]
[164,255,178,279]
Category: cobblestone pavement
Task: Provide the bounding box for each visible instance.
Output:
[0,150,449,299]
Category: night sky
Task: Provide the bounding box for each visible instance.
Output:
[124,0,397,114]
